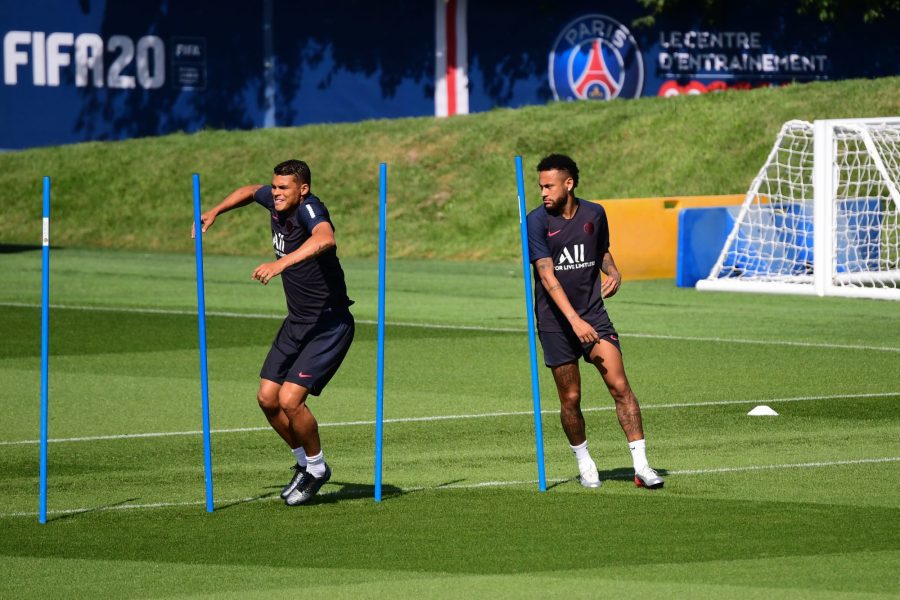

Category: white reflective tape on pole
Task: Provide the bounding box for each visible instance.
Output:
[42,218,49,246]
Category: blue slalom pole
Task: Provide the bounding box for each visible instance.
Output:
[39,176,51,523]
[515,156,547,492]
[374,163,387,501]
[192,173,215,512]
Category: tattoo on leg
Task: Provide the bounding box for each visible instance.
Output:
[559,403,586,445]
[554,363,579,387]
[552,363,585,444]
[615,392,644,439]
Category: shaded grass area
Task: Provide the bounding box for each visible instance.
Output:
[2,491,897,573]
[0,483,898,599]
[1,78,899,259]
[1,553,898,599]
[2,247,898,336]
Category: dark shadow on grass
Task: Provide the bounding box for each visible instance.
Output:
[0,244,43,253]
[599,466,671,482]
[303,480,406,505]
[261,479,407,505]
[214,491,280,511]
[545,466,671,490]
[48,497,140,522]
[546,478,573,491]
[432,479,466,488]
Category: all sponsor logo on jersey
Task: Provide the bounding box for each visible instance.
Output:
[549,14,644,101]
[556,243,595,271]
[559,244,584,264]
[273,232,286,257]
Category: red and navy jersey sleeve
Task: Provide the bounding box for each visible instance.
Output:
[526,208,551,261]
[296,197,333,234]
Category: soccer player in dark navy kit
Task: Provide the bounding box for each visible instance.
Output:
[527,154,663,490]
[195,159,354,505]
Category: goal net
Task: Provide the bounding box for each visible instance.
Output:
[697,118,900,300]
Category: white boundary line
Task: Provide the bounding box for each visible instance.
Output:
[3,456,898,518]
[2,301,898,353]
[2,391,897,447]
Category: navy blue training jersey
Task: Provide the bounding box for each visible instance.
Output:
[254,187,353,322]
[526,199,610,332]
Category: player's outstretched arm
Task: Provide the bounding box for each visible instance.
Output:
[252,222,336,285]
[534,257,600,344]
[191,184,263,238]
[600,251,622,298]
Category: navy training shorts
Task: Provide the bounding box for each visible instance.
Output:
[538,322,621,368]
[260,310,355,395]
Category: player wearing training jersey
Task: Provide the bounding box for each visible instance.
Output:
[194,159,354,506]
[526,154,663,490]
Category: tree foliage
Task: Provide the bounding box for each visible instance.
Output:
[635,0,900,26]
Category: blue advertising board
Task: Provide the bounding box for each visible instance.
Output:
[1,0,897,149]
[0,0,434,149]
[466,1,899,109]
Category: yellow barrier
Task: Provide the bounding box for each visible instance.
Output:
[595,194,745,280]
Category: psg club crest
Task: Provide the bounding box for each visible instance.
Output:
[549,14,644,101]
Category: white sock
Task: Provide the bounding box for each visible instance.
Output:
[291,446,307,468]
[306,451,326,478]
[570,440,595,472]
[629,439,649,472]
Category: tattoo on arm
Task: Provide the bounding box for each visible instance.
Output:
[536,258,559,290]
[601,254,615,272]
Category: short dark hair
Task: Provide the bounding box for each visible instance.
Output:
[536,154,579,188]
[274,159,311,186]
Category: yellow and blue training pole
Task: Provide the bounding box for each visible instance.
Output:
[374,163,387,501]
[39,176,51,523]
[515,156,547,492]
[192,173,215,512]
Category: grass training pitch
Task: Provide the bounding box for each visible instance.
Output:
[1,247,898,598]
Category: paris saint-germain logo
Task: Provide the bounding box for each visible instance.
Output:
[549,14,644,101]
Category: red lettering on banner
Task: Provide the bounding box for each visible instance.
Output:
[658,79,784,97]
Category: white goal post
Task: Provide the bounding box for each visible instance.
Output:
[697,117,900,300]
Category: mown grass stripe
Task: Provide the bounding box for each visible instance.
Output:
[2,301,898,353]
[4,456,897,519]
[2,391,896,446]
